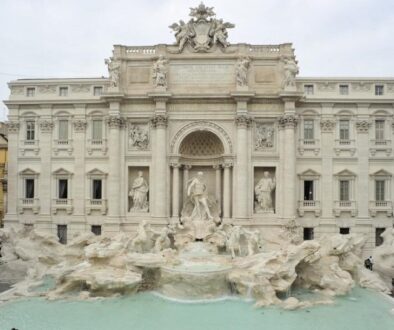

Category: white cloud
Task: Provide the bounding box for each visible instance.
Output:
[1,0,393,120]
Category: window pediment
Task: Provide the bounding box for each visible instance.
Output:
[87,168,107,177]
[53,168,73,176]
[370,169,391,177]
[334,169,357,178]
[19,168,39,177]
[298,169,320,179]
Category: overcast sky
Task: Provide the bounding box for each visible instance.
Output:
[1,0,394,120]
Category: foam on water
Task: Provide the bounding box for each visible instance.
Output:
[0,288,393,330]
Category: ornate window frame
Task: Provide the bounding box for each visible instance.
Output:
[18,168,40,214]
[53,112,73,155]
[87,111,107,155]
[298,110,320,156]
[369,169,392,217]
[20,112,40,156]
[333,169,357,217]
[297,169,321,217]
[86,168,108,215]
[52,168,73,214]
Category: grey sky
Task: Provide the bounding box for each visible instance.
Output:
[1,0,394,120]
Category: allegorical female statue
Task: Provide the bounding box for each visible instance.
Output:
[129,171,149,212]
[255,171,276,213]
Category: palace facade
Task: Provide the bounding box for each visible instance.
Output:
[4,4,394,255]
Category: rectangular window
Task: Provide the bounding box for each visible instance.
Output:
[26,87,35,97]
[93,86,103,96]
[59,87,68,96]
[375,85,384,96]
[58,120,68,140]
[339,228,350,235]
[92,120,103,140]
[26,121,35,141]
[92,179,102,199]
[375,180,385,201]
[57,225,67,244]
[375,228,386,247]
[339,120,350,140]
[339,84,349,95]
[58,179,68,199]
[375,120,385,141]
[303,120,314,140]
[303,180,314,201]
[303,228,314,240]
[304,85,314,95]
[25,179,34,198]
[339,180,350,201]
[91,225,102,236]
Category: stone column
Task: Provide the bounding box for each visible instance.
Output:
[279,109,298,220]
[223,162,232,220]
[183,165,191,198]
[235,115,252,219]
[213,165,222,205]
[356,108,371,219]
[151,114,168,220]
[171,163,180,219]
[3,120,19,228]
[105,106,124,232]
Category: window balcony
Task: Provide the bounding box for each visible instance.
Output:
[18,198,40,214]
[298,139,320,156]
[370,140,392,156]
[53,139,73,155]
[87,138,108,155]
[334,139,356,156]
[21,140,39,156]
[86,199,107,215]
[369,200,393,217]
[52,198,73,214]
[298,200,321,217]
[333,200,357,217]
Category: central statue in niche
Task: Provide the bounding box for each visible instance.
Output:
[180,171,220,240]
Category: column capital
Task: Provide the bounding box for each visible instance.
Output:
[39,120,54,133]
[235,115,253,128]
[223,161,233,168]
[73,119,87,132]
[150,114,168,128]
[6,121,20,133]
[170,163,181,168]
[183,164,192,170]
[213,164,222,170]
[320,119,336,132]
[355,120,371,133]
[106,115,125,129]
[278,113,298,129]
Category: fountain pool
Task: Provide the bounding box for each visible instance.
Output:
[0,288,393,330]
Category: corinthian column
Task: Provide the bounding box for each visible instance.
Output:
[279,110,298,219]
[213,165,222,206]
[171,163,180,219]
[223,161,233,220]
[234,115,252,220]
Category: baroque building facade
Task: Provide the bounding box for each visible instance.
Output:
[4,4,394,254]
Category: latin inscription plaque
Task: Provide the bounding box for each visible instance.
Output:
[170,64,234,85]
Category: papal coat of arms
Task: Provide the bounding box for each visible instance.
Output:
[169,2,235,52]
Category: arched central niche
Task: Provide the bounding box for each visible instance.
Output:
[179,131,224,159]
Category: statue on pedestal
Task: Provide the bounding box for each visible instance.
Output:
[235,57,250,87]
[105,57,120,88]
[129,171,149,212]
[187,172,213,221]
[282,58,299,89]
[255,171,276,213]
[152,56,168,88]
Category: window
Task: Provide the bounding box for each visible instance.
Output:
[375,228,385,247]
[303,120,314,140]
[24,224,34,231]
[92,119,103,140]
[339,120,350,140]
[57,225,67,244]
[339,85,349,95]
[375,120,385,141]
[92,179,102,199]
[339,180,350,201]
[26,87,35,97]
[59,87,68,96]
[26,121,35,141]
[304,85,314,95]
[339,228,350,235]
[375,85,384,96]
[303,228,314,240]
[25,179,34,198]
[303,180,314,200]
[91,225,102,236]
[58,179,68,199]
[58,120,69,141]
[375,180,385,201]
[93,86,103,96]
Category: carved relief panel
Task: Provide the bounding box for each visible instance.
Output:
[128,123,149,151]
[254,122,275,151]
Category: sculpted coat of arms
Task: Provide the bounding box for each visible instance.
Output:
[169,2,235,52]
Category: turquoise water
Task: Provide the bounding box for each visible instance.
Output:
[0,288,393,330]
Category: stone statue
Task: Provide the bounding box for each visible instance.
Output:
[168,20,193,52]
[152,56,168,87]
[211,19,234,48]
[283,58,299,89]
[243,229,263,256]
[129,171,149,212]
[255,124,274,150]
[235,57,250,87]
[152,226,174,253]
[129,125,149,150]
[187,172,213,221]
[105,57,120,87]
[226,226,243,258]
[255,171,276,213]
[130,220,151,253]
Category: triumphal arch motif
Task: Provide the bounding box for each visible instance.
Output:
[5,3,394,256]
